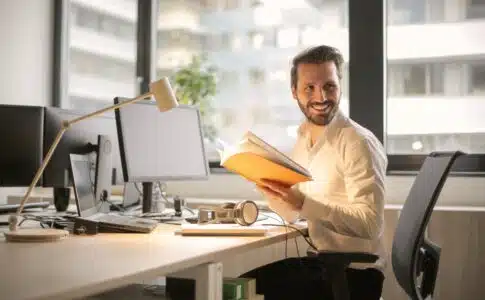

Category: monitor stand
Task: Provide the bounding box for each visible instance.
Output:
[142,182,153,213]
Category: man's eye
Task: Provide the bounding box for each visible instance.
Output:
[304,85,314,92]
[324,84,337,91]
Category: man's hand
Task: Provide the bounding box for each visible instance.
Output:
[256,179,304,210]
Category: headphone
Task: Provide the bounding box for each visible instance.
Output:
[198,200,259,226]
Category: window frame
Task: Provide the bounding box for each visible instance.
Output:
[54,0,485,175]
[53,0,155,108]
[349,0,485,176]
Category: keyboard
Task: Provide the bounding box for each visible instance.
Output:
[0,202,50,214]
[86,213,158,233]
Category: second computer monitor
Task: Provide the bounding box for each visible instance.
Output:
[115,98,209,213]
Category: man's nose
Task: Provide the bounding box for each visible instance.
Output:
[313,87,327,102]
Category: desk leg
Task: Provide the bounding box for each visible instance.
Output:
[169,262,223,300]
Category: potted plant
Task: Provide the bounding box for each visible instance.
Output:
[171,55,218,142]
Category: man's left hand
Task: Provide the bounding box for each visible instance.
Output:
[257,179,304,210]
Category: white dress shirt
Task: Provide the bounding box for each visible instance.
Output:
[268,109,388,272]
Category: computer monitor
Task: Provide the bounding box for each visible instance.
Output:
[0,105,44,187]
[43,107,123,188]
[114,98,209,213]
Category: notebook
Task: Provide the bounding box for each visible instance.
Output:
[178,223,268,236]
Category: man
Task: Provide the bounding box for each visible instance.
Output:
[240,45,387,300]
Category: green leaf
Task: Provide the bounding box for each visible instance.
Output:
[170,54,219,140]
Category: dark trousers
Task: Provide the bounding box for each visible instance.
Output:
[239,257,384,300]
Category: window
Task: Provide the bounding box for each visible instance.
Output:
[388,63,444,96]
[156,0,349,163]
[248,68,265,85]
[388,0,425,24]
[469,64,485,95]
[60,1,138,110]
[248,31,264,49]
[386,0,485,157]
[467,0,485,19]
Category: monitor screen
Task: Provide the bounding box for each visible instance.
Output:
[69,153,100,217]
[115,100,210,182]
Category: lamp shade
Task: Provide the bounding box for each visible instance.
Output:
[150,77,179,111]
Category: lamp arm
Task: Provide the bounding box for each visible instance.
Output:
[9,126,68,231]
[67,92,152,126]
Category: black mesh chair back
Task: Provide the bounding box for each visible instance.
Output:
[391,151,464,300]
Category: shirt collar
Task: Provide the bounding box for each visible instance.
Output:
[297,109,346,144]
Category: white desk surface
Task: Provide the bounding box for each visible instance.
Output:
[0,212,306,300]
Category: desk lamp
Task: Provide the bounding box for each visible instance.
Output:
[4,77,178,243]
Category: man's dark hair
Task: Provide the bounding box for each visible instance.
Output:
[290,45,344,89]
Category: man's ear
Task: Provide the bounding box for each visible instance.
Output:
[291,85,297,100]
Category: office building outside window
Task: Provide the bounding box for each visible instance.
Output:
[65,0,138,111]
[156,0,350,162]
[386,0,485,155]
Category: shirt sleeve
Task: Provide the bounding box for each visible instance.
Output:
[298,139,387,239]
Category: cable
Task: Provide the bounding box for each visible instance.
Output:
[106,199,125,212]
[183,207,195,215]
[263,223,316,251]
[157,182,172,205]
[134,182,143,197]
[261,212,289,258]
[17,215,62,229]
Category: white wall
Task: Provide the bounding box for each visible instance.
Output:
[0,0,53,107]
[0,0,54,203]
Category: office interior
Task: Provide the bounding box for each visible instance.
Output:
[1,0,485,299]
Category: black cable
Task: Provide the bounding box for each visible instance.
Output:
[263,223,316,250]
[106,199,125,212]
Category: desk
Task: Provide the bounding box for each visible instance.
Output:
[0,212,307,300]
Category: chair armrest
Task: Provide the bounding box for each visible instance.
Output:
[307,248,379,266]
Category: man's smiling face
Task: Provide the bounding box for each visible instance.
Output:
[292,61,341,126]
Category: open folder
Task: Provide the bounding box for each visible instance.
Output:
[178,223,268,236]
[218,131,312,186]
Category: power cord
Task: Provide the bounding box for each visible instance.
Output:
[106,199,125,212]
[260,209,317,257]
[17,214,67,229]
[260,211,289,258]
[263,223,316,251]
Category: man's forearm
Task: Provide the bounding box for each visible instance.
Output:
[299,194,382,239]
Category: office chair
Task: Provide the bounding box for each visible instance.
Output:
[307,151,464,300]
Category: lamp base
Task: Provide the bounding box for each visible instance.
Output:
[4,228,69,243]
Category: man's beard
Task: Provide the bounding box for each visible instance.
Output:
[297,98,339,126]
